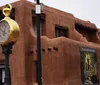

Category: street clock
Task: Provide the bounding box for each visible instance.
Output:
[0,4,20,45]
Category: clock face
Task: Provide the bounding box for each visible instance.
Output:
[0,20,10,43]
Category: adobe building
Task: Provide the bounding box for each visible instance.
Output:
[0,0,100,85]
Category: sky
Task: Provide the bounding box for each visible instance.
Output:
[0,0,100,28]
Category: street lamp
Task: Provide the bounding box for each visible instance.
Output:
[0,4,20,85]
[36,0,42,85]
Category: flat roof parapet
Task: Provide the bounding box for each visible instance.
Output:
[75,18,97,30]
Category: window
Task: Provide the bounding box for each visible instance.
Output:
[32,10,45,36]
[55,25,68,37]
[0,10,4,20]
[32,17,43,35]
[75,23,97,42]
[0,8,15,20]
[10,8,15,20]
[0,64,5,85]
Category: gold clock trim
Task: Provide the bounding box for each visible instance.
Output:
[0,4,20,45]
[3,4,12,17]
[0,17,20,45]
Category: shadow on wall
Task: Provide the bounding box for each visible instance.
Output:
[74,23,98,43]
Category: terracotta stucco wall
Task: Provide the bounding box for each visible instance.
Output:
[39,37,100,85]
[0,1,27,85]
[0,1,100,85]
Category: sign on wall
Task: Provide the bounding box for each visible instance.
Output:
[80,47,99,85]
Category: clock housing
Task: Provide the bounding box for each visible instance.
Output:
[0,4,20,46]
[0,17,20,45]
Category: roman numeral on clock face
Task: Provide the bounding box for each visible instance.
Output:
[0,20,10,42]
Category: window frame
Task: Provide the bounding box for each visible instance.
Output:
[0,8,15,20]
[55,25,69,38]
[32,10,46,36]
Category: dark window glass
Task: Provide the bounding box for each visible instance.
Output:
[0,10,4,20]
[10,8,15,20]
[32,10,45,36]
[55,25,68,37]
[75,23,97,42]
[0,8,15,20]
[32,17,42,35]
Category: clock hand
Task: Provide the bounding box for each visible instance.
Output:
[0,31,2,37]
[0,28,6,35]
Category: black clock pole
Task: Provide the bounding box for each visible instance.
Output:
[2,42,14,85]
[36,0,42,85]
